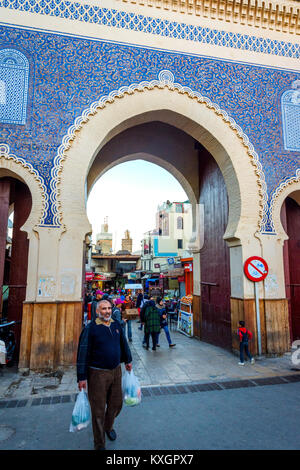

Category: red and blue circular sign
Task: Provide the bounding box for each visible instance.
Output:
[244,256,269,282]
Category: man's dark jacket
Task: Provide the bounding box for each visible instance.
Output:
[140,299,151,323]
[76,319,132,382]
[90,300,97,322]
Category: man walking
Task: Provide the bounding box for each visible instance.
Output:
[77,299,132,450]
[144,298,161,351]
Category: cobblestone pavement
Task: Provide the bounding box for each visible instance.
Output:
[0,320,299,401]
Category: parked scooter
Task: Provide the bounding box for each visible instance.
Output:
[0,320,21,367]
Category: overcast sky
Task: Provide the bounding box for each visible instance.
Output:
[86,160,188,252]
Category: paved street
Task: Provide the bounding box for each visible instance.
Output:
[1,320,299,401]
[0,382,300,450]
[1,320,300,450]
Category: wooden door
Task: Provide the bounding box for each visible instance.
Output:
[7,180,32,350]
[199,147,231,349]
[281,196,300,341]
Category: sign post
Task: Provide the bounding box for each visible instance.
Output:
[244,256,269,356]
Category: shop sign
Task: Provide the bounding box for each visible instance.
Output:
[167,268,184,277]
[128,273,137,279]
[178,276,185,282]
[160,264,169,272]
[94,274,107,281]
[85,272,94,281]
[167,258,175,265]
[184,263,193,272]
[177,310,193,337]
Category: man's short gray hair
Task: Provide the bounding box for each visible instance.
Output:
[96,299,112,309]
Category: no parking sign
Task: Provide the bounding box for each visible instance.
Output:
[244,256,268,282]
[244,256,269,357]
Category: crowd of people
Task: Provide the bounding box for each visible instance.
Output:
[84,288,178,349]
[78,287,255,450]
[79,287,178,449]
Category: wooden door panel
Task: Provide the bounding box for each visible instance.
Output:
[199,148,231,349]
[281,197,300,341]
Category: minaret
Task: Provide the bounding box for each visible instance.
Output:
[96,217,112,254]
[121,230,132,253]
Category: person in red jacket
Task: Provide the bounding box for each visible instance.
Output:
[237,321,255,366]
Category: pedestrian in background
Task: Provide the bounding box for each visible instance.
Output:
[136,289,144,325]
[144,299,161,351]
[112,298,127,331]
[90,290,103,322]
[121,294,134,342]
[156,297,176,348]
[138,293,149,331]
[237,320,255,366]
[136,289,144,309]
[140,295,152,344]
[77,299,132,450]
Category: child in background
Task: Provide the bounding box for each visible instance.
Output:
[237,321,255,366]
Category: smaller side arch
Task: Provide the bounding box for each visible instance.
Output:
[0,144,47,232]
[271,177,300,241]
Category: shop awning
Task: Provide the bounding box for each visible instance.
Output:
[164,268,184,277]
[125,283,143,290]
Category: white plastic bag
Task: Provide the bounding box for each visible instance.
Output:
[122,369,142,406]
[69,389,91,432]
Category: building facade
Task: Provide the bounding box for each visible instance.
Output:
[141,200,193,273]
[0,0,299,369]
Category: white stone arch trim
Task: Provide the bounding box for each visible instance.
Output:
[52,70,267,234]
[88,152,197,207]
[89,151,199,249]
[0,143,47,231]
[271,172,300,240]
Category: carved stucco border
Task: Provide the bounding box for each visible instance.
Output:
[268,168,300,234]
[0,143,48,229]
[51,69,267,231]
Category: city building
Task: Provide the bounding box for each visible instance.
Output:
[141,201,192,273]
[89,252,140,291]
[85,225,139,290]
